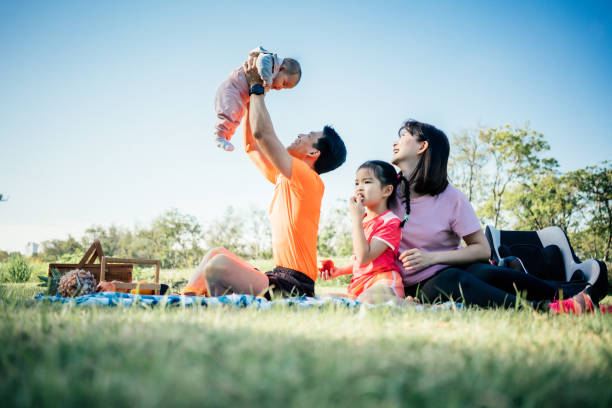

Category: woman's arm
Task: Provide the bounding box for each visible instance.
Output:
[399,229,491,272]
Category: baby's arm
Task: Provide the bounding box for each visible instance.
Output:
[248,46,268,57]
[256,53,276,86]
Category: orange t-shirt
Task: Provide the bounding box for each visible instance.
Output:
[243,110,324,282]
[268,157,324,281]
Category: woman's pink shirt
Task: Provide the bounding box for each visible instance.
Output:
[392,184,482,287]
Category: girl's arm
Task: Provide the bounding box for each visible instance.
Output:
[319,262,353,281]
[333,264,353,277]
[349,197,390,265]
[399,229,491,272]
[352,221,390,265]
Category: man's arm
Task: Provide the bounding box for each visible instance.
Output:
[243,102,279,184]
[243,58,293,179]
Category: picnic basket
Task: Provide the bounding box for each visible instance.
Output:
[48,239,162,295]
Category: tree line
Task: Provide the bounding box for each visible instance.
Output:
[449,124,610,264]
[2,124,610,269]
[25,207,272,269]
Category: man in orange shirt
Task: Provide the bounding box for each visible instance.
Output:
[182,57,346,298]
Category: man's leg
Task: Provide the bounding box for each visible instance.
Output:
[203,249,269,296]
[182,247,269,296]
[182,247,227,295]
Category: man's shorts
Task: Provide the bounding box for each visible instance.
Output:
[264,266,315,299]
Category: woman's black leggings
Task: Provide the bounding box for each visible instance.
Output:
[405,263,585,308]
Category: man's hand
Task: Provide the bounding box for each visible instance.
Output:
[243,56,264,87]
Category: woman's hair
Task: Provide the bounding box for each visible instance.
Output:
[397,120,450,226]
[357,160,399,210]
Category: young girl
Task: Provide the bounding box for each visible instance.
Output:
[319,160,405,303]
[214,46,301,152]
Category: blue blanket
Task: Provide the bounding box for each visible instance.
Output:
[34,292,462,310]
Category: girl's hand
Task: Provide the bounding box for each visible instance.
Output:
[399,248,436,272]
[348,196,365,221]
[318,259,336,280]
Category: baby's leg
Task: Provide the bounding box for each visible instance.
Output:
[214,79,247,151]
[215,137,235,152]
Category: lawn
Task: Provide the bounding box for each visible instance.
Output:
[1,260,611,408]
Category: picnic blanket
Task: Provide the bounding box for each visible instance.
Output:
[34,292,462,310]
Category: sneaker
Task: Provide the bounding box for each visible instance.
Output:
[600,305,612,314]
[215,137,235,152]
[181,284,208,297]
[548,291,594,315]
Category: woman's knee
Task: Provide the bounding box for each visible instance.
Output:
[427,268,473,297]
[435,268,467,284]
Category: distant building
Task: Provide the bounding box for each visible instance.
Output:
[25,242,39,257]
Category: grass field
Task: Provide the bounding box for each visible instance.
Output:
[1,260,612,408]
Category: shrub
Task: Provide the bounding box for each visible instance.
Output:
[5,254,32,283]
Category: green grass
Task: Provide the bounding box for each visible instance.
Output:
[1,262,612,407]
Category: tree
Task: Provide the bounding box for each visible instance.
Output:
[507,172,581,233]
[569,161,612,262]
[81,225,131,257]
[203,206,249,258]
[40,235,84,262]
[318,199,352,257]
[478,124,558,228]
[242,206,272,259]
[142,209,205,268]
[0,193,7,202]
[448,129,488,206]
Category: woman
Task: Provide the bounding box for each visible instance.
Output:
[390,119,592,312]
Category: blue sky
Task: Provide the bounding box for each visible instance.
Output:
[1,0,611,252]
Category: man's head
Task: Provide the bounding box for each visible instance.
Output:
[288,126,346,174]
[272,58,301,90]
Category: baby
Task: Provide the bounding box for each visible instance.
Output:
[213,46,301,151]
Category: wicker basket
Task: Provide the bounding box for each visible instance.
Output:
[48,239,162,295]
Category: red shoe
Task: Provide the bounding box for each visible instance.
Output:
[548,292,594,315]
[600,305,612,314]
